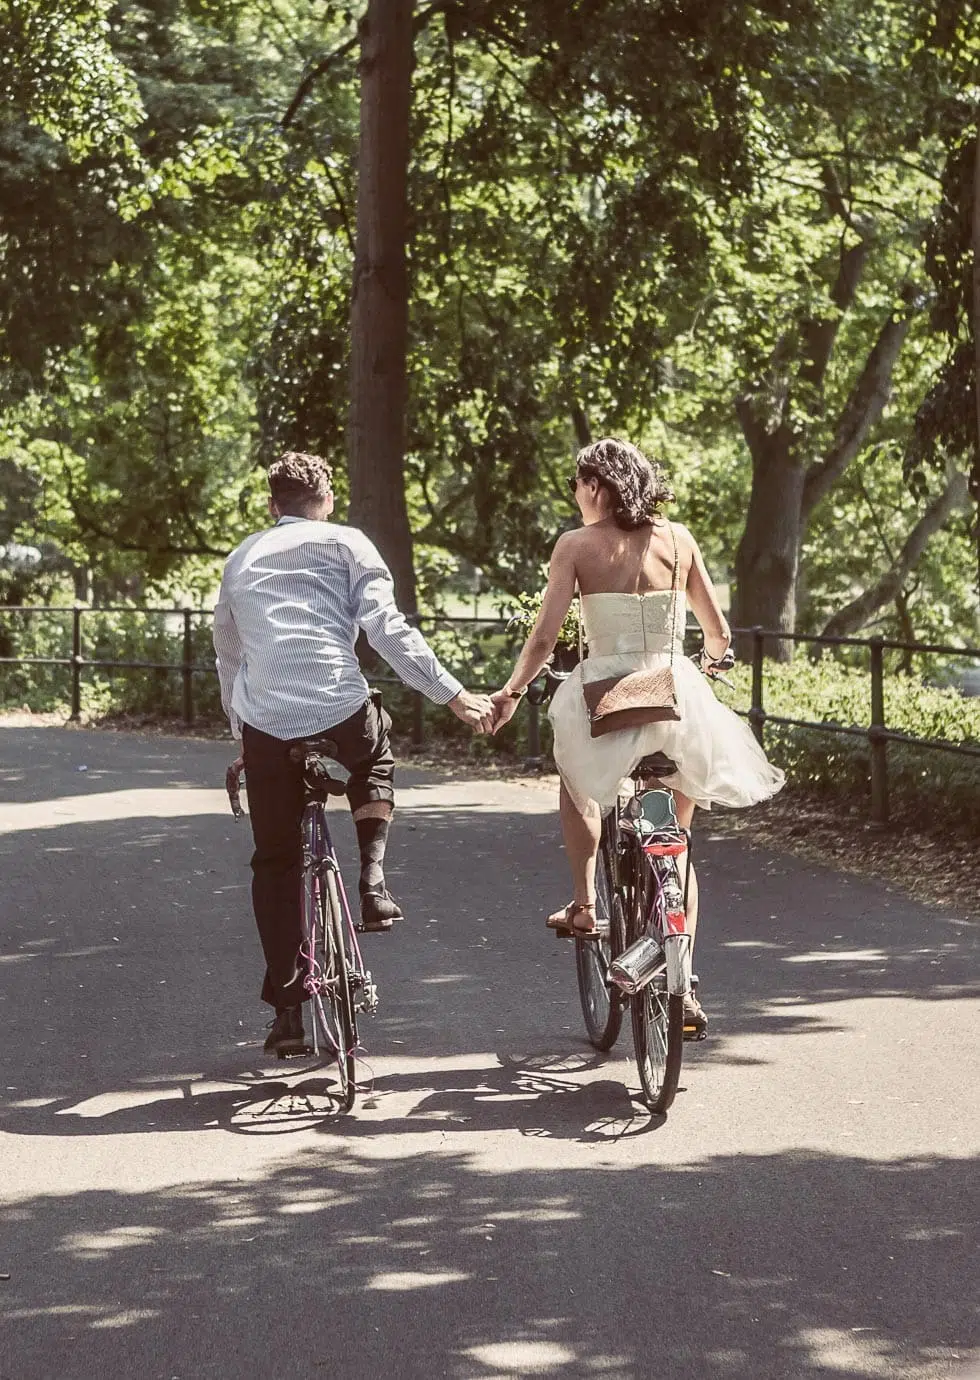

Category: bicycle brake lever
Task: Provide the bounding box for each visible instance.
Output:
[707,671,735,691]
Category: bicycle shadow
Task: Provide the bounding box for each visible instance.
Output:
[0,1048,667,1143]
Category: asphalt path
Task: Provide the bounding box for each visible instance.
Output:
[0,725,977,1380]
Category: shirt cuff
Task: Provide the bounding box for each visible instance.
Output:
[428,670,464,705]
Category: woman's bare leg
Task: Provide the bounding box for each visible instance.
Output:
[557,779,602,908]
[669,789,698,944]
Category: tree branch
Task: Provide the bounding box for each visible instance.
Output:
[63,461,229,559]
[280,2,455,130]
[570,401,591,448]
[734,395,770,466]
[802,303,915,519]
[819,469,970,638]
[280,32,360,129]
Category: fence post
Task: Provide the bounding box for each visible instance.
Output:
[869,636,889,826]
[69,607,82,721]
[412,691,424,747]
[182,609,194,726]
[749,626,765,746]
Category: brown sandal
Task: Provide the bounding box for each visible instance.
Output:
[545,901,602,939]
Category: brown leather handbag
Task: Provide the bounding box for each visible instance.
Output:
[581,524,682,738]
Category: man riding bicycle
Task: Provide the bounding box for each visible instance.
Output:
[213,452,494,1055]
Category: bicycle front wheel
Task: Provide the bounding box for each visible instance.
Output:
[575,836,625,1051]
[307,864,358,1112]
[325,869,357,1111]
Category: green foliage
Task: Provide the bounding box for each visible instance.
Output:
[503,591,581,649]
[721,653,980,826]
[0,0,976,663]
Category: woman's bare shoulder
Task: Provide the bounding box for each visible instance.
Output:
[666,519,698,551]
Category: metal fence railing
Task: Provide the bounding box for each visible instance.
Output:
[1,605,977,825]
[735,626,980,825]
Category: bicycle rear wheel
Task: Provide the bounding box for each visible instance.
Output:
[575,831,625,1051]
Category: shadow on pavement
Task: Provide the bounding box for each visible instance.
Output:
[0,1146,975,1379]
[3,727,978,1377]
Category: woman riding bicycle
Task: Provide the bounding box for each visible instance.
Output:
[491,437,784,1031]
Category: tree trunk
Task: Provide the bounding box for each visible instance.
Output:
[730,410,804,660]
[347,0,417,613]
[973,116,980,479]
[972,113,980,593]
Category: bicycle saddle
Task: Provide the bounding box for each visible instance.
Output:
[288,738,340,762]
[288,740,347,797]
[631,751,678,780]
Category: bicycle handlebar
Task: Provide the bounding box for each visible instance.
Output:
[524,645,736,705]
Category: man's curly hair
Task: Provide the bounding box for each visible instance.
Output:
[574,437,674,530]
[267,452,333,511]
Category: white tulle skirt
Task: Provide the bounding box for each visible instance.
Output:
[548,651,785,811]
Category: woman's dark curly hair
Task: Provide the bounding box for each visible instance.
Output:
[574,437,674,529]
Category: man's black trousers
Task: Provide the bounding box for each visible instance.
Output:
[241,694,395,1009]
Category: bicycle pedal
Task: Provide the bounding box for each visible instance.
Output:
[276,1043,313,1060]
[554,924,608,940]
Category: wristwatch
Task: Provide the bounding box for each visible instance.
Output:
[504,687,526,699]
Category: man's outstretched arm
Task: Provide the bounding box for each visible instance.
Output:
[349,539,494,732]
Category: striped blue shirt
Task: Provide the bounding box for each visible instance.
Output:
[213,516,463,740]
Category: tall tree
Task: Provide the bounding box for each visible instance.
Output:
[347,0,417,611]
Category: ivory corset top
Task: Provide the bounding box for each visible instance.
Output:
[581,591,686,658]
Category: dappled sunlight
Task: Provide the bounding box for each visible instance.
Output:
[58,1225,166,1259]
[784,948,890,963]
[0,786,230,835]
[2,728,977,1377]
[366,1269,470,1290]
[0,1149,974,1378]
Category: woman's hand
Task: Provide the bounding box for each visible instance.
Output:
[489,690,522,734]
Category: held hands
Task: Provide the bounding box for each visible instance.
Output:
[448,689,497,734]
[489,689,521,735]
[449,687,527,735]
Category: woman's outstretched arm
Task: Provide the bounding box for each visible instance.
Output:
[491,532,577,730]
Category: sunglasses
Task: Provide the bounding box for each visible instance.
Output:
[568,471,600,495]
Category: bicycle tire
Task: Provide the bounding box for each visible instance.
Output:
[625,851,684,1113]
[575,828,626,1051]
[324,868,358,1111]
[632,985,684,1114]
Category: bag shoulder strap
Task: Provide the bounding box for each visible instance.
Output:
[666,521,680,663]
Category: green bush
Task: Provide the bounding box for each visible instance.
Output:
[0,606,223,720]
[4,608,977,828]
[719,656,980,830]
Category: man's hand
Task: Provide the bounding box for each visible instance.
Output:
[489,689,521,735]
[448,689,496,734]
